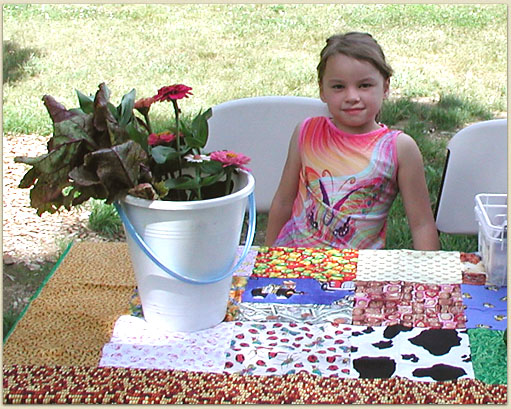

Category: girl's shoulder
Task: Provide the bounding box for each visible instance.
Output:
[394,131,423,164]
[300,116,330,126]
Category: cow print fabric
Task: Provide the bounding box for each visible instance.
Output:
[349,325,474,382]
[120,247,505,384]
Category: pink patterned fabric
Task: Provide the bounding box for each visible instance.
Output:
[275,117,400,249]
[352,281,466,329]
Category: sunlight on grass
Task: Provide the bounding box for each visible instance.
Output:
[3,3,507,252]
[3,4,505,135]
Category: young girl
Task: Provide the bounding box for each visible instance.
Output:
[265,32,440,250]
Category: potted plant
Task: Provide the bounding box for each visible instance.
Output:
[15,83,256,331]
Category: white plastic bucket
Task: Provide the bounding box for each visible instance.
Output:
[117,170,255,332]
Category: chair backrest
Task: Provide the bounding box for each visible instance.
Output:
[206,96,330,211]
[435,118,508,234]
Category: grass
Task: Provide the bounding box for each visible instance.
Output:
[2,260,55,341]
[2,4,506,333]
[88,199,123,239]
[2,4,506,134]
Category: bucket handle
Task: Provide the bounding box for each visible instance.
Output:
[114,192,256,285]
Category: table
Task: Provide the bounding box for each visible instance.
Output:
[3,242,507,404]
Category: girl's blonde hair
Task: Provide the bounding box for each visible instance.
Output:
[317,32,393,83]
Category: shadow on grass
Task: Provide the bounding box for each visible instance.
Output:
[3,40,41,84]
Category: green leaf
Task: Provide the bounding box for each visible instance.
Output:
[199,172,224,187]
[200,160,223,174]
[118,88,136,127]
[76,89,94,114]
[165,176,200,190]
[126,121,149,152]
[187,108,212,149]
[150,145,181,164]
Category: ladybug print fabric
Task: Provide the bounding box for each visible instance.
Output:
[224,321,353,377]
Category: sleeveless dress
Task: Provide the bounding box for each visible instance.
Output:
[274,116,400,249]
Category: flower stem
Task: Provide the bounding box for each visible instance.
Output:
[172,100,182,177]
[225,169,232,196]
[195,166,202,200]
[144,113,153,134]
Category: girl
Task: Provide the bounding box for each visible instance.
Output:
[265,32,439,250]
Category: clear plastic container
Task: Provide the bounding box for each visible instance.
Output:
[474,193,507,287]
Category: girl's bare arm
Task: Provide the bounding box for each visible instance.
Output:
[396,133,440,250]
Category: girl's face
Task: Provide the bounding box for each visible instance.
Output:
[319,53,389,134]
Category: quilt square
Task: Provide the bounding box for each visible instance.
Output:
[461,252,488,285]
[233,246,260,276]
[242,277,353,305]
[353,281,466,329]
[225,276,250,322]
[253,247,357,282]
[468,328,508,385]
[237,299,354,325]
[99,316,234,373]
[357,249,462,283]
[224,321,353,377]
[461,284,507,330]
[349,325,474,382]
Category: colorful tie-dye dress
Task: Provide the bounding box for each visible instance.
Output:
[275,116,400,249]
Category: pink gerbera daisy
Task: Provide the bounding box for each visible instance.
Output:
[210,150,251,171]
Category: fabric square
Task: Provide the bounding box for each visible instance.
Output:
[350,325,474,382]
[99,315,234,373]
[225,276,249,322]
[237,299,354,325]
[461,252,488,285]
[468,328,508,385]
[233,246,260,276]
[253,247,358,282]
[357,249,461,283]
[224,321,353,377]
[356,250,401,281]
[461,284,507,330]
[353,281,466,329]
[242,277,353,305]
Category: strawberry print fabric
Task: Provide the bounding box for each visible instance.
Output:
[357,250,462,283]
[461,284,507,330]
[224,321,352,377]
[353,281,466,329]
[253,247,357,283]
[350,325,474,382]
[99,316,234,373]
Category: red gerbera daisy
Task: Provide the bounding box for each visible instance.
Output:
[153,84,193,102]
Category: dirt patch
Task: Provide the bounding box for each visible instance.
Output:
[2,133,123,325]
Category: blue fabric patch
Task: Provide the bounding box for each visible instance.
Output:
[241,277,353,305]
[461,284,507,330]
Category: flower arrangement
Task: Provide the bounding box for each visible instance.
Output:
[15,83,250,215]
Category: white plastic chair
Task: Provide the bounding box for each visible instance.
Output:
[206,96,330,212]
[435,118,508,234]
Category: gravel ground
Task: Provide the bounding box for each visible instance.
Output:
[3,133,125,323]
[3,133,119,269]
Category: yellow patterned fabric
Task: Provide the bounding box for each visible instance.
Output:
[3,242,136,366]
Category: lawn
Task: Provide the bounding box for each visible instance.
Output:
[3,4,507,249]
